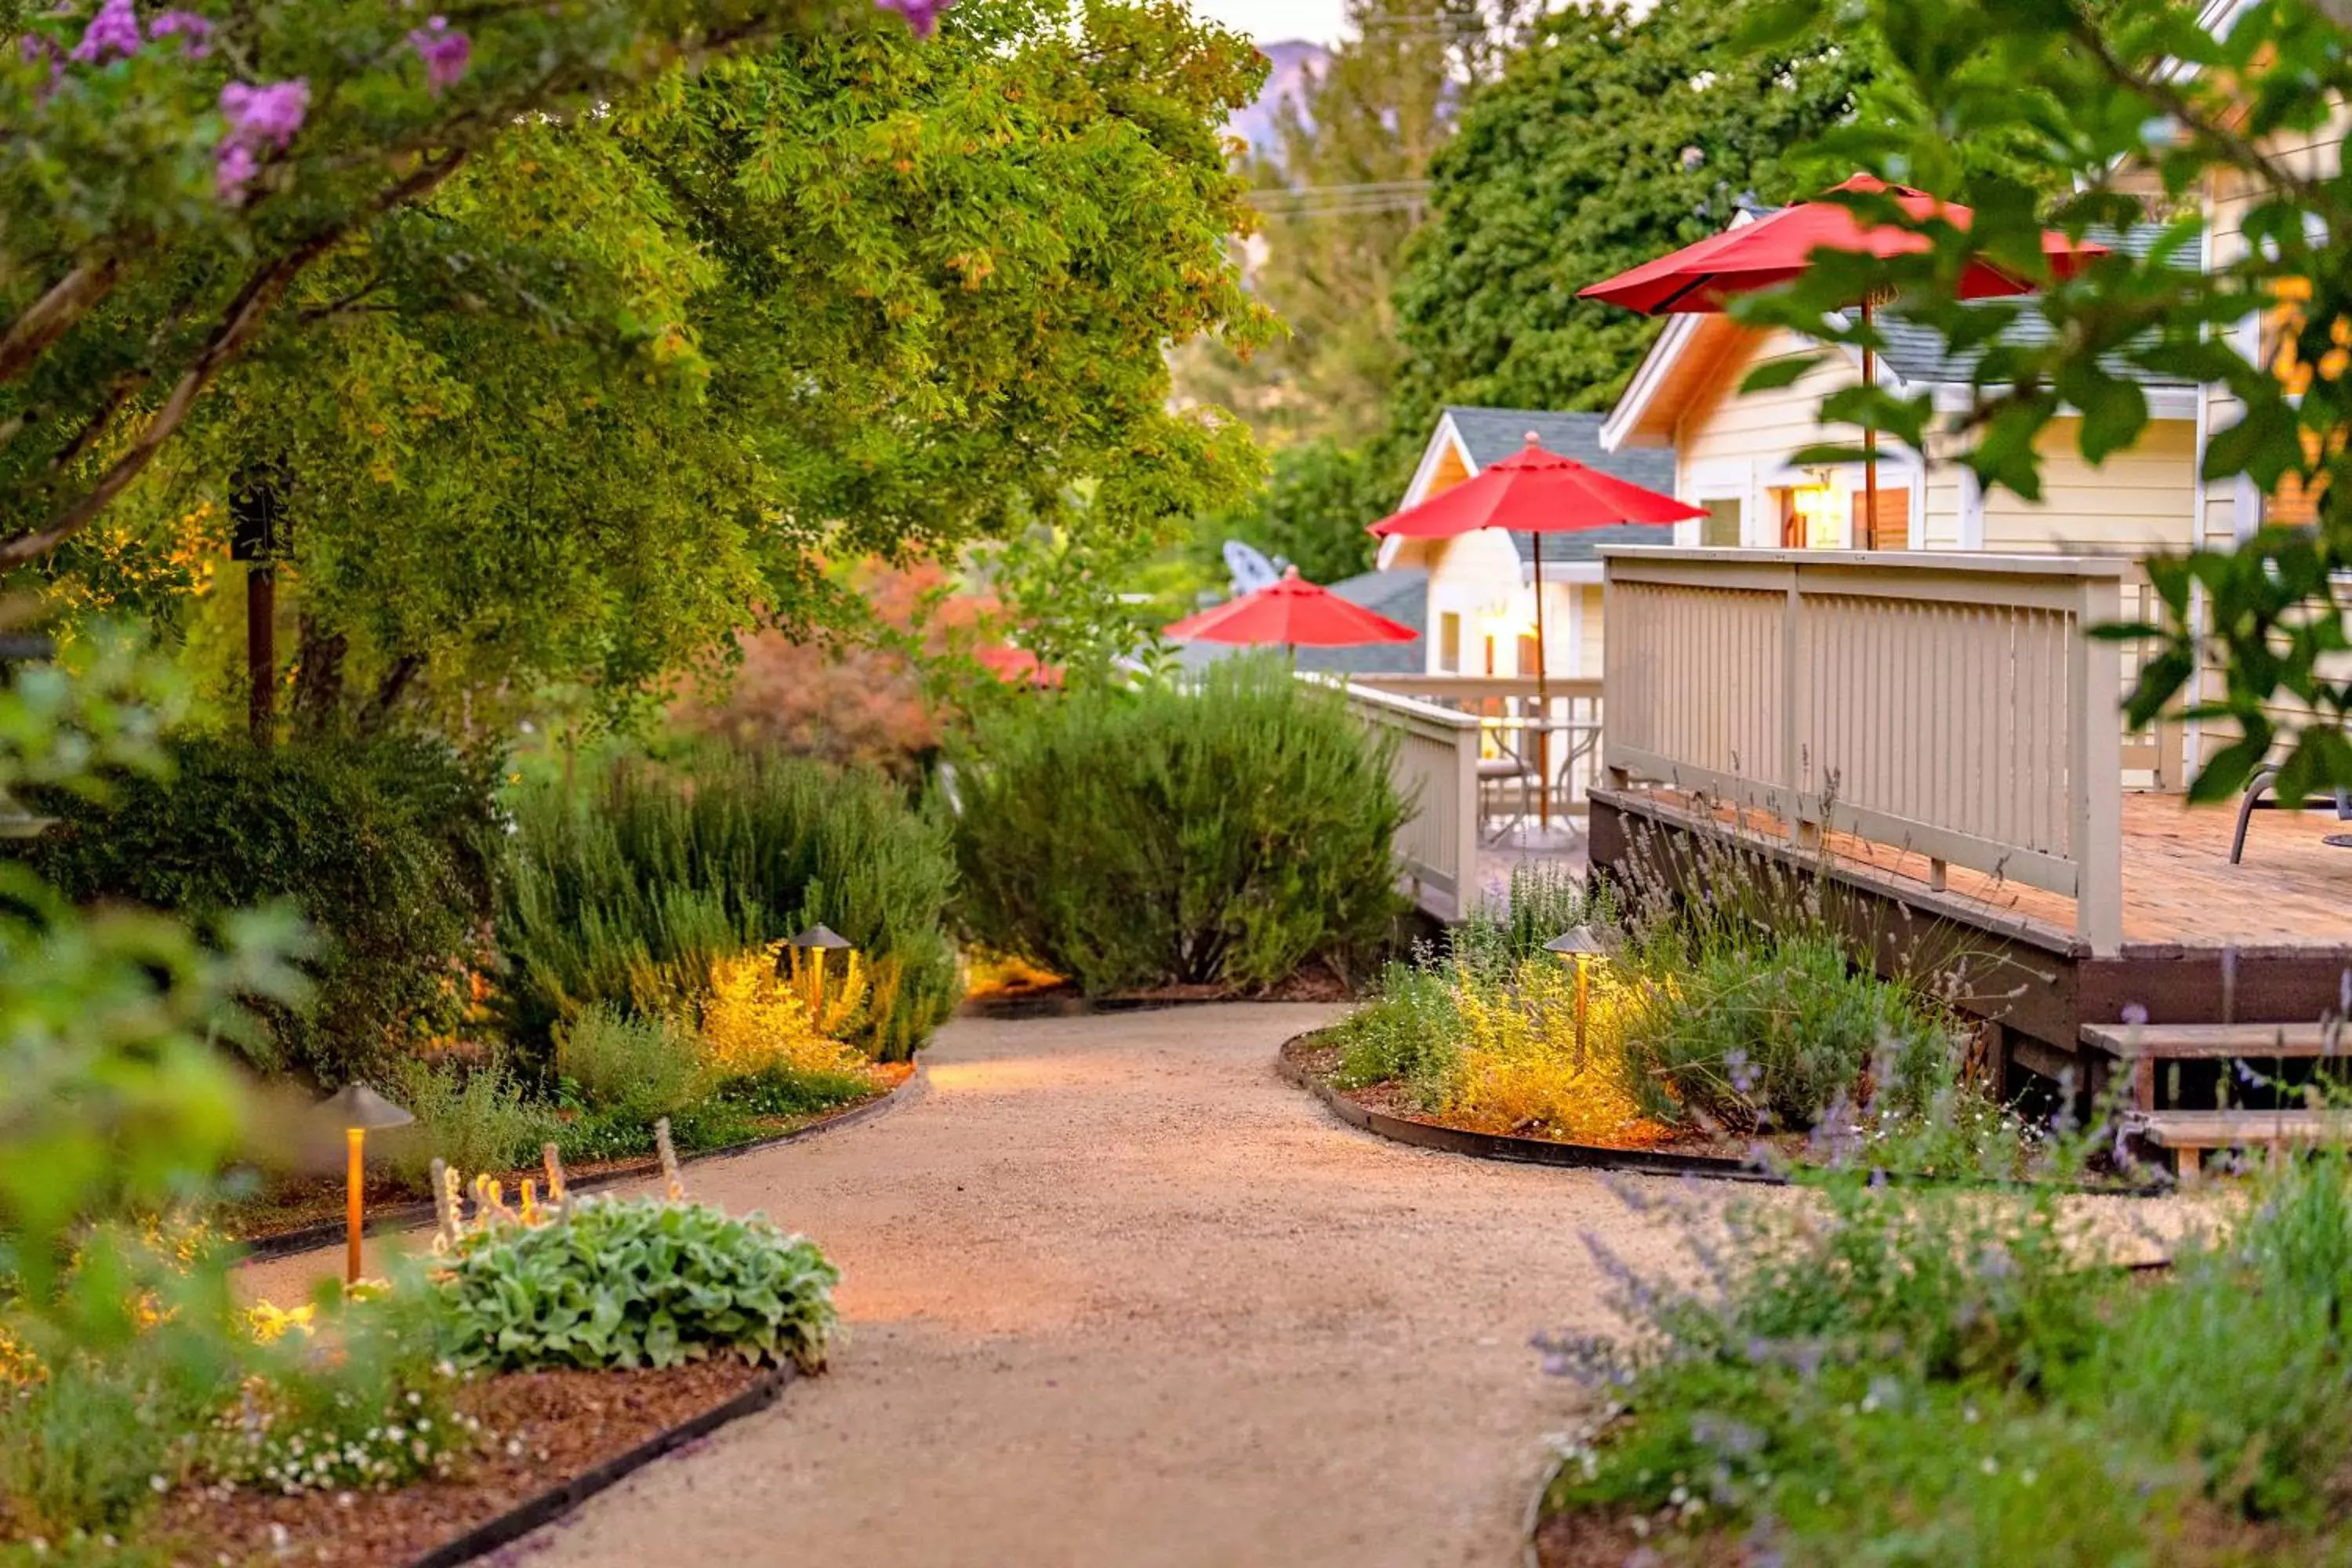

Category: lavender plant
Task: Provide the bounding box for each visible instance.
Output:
[1536,1131,2352,1560]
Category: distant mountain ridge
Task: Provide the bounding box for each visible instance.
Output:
[1227,38,1330,163]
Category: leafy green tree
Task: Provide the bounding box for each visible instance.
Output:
[1388,0,1867,426]
[0,626,304,1305]
[27,0,1270,729]
[1738,0,2351,798]
[1183,0,1522,450]
[0,0,957,573]
[1178,0,1528,590]
[1193,436,1391,584]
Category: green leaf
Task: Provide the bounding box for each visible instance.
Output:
[1741,354,1830,394]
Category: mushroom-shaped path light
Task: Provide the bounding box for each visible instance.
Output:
[1544,925,1609,1059]
[318,1081,414,1286]
[781,922,856,1020]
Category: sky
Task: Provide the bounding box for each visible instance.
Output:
[1185,0,1350,46]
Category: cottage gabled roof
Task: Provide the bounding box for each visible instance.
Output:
[1441,407,1679,490]
[1383,408,1680,570]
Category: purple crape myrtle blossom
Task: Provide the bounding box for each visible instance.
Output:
[407,16,469,95]
[18,32,64,90]
[69,0,140,63]
[874,0,953,37]
[149,10,213,58]
[214,78,310,202]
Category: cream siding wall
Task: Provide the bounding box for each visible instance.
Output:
[1661,329,2195,557]
[1671,328,1887,546]
[1979,418,2198,555]
[1421,529,1524,675]
[1578,585,1605,678]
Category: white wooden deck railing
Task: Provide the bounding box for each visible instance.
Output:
[1600,548,2126,953]
[1347,673,1609,816]
[1331,681,1480,923]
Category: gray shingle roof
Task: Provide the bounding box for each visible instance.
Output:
[1860,226,2195,390]
[1524,520,1679,564]
[1171,567,1427,677]
[1440,407,1682,567]
[1445,407,1678,487]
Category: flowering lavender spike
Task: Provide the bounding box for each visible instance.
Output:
[20,31,64,89]
[69,0,140,63]
[213,140,258,202]
[407,16,469,95]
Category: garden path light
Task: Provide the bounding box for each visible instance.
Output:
[782,922,855,1024]
[317,1080,413,1286]
[1545,925,1608,1061]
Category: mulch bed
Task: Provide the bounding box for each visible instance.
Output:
[1534,1504,1744,1567]
[224,1066,911,1249]
[155,1359,770,1567]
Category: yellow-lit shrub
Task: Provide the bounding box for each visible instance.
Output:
[699,946,864,1079]
[1442,959,1664,1147]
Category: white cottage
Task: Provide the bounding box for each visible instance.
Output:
[1374,406,1679,683]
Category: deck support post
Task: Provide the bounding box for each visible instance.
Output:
[2070,573,2125,954]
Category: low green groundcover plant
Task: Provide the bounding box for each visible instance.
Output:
[375,1017,882,1193]
[205,1283,473,1497]
[949,656,1409,995]
[1537,1139,2352,1563]
[439,1197,838,1373]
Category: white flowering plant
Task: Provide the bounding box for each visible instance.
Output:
[203,1277,476,1496]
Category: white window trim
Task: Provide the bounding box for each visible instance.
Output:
[1682,458,1757,548]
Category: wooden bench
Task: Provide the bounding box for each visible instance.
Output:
[2081,1022,2346,1111]
[2121,1108,2352,1182]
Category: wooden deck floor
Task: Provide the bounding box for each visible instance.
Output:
[1620,789,2352,952]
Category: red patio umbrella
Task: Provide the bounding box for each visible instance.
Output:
[1368,432,1704,697]
[1580,172,2108,539]
[1163,566,1419,651]
[1368,434,1705,826]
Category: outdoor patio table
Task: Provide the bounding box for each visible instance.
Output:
[1480,714,1603,836]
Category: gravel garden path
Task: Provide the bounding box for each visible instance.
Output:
[499,1002,1699,1568]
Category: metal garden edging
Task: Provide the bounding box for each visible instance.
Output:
[1276,1032,1784,1185]
[405,1364,793,1568]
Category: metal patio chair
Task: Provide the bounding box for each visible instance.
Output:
[1477,731,1544,845]
[2229,763,2352,862]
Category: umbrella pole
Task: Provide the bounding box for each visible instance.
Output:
[1861,295,1880,550]
[1531,532,1551,831]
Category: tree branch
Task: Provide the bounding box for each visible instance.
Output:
[47,373,151,474]
[297,274,393,322]
[0,256,123,387]
[2064,5,2318,205]
[0,151,470,569]
[361,652,425,731]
